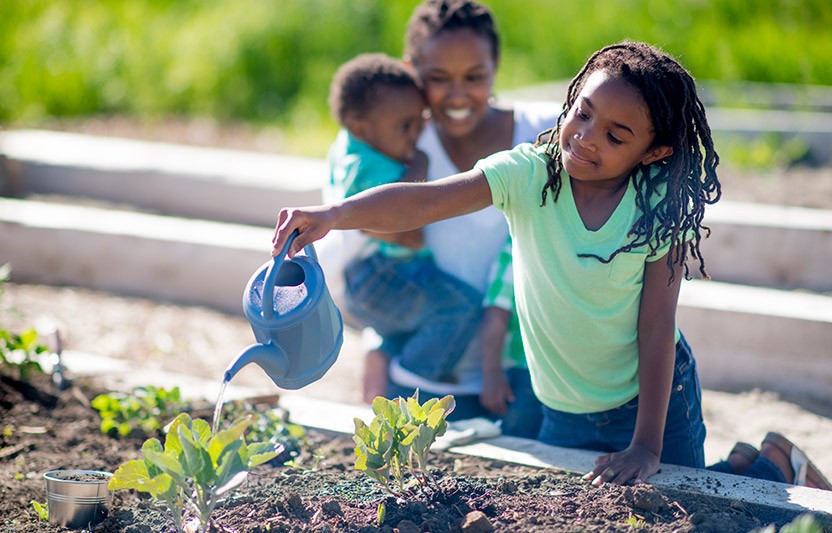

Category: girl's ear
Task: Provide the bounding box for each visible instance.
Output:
[641,145,673,166]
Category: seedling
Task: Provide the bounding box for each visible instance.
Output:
[353,392,454,496]
[30,500,48,521]
[0,265,51,380]
[109,412,281,532]
[91,386,185,438]
[0,329,50,380]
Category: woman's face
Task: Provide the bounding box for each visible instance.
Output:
[409,28,497,139]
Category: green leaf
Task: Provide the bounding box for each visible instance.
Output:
[178,426,214,485]
[109,459,151,491]
[214,440,246,489]
[208,417,251,464]
[191,418,212,446]
[246,442,281,468]
[143,448,186,480]
[31,500,49,520]
[163,413,192,455]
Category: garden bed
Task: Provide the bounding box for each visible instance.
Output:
[0,371,808,532]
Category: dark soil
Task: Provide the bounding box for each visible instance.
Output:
[0,371,810,533]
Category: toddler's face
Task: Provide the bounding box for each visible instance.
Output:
[411,28,496,139]
[353,85,425,163]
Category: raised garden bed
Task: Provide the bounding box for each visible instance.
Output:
[0,371,814,532]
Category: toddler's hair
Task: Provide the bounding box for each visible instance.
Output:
[405,0,500,63]
[328,53,421,127]
[537,41,722,282]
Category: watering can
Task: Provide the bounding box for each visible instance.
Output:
[224,230,343,390]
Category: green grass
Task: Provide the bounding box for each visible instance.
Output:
[2,0,830,158]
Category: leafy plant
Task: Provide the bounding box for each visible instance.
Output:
[0,264,51,380]
[216,399,305,462]
[91,386,185,438]
[353,392,455,496]
[30,500,48,521]
[108,412,281,532]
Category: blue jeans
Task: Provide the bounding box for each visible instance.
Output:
[708,457,787,483]
[386,367,544,439]
[345,253,482,382]
[537,334,707,468]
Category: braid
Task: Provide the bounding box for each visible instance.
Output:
[536,41,721,283]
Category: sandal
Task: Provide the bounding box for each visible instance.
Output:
[763,432,832,491]
[727,442,759,473]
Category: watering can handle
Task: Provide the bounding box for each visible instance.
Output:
[262,230,318,320]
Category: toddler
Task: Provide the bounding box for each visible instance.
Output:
[326,53,482,385]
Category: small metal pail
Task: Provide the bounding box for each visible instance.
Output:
[44,469,112,529]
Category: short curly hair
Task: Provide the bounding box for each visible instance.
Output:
[328,53,422,127]
[404,0,500,64]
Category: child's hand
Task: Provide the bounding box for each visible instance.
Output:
[581,444,660,486]
[479,368,514,416]
[272,206,335,258]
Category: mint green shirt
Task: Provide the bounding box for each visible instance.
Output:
[477,143,678,414]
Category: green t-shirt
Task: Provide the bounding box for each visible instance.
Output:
[478,143,679,414]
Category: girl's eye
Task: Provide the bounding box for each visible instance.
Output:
[427,75,448,84]
[576,109,589,120]
[608,133,624,145]
[466,73,488,83]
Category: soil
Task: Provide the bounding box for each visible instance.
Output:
[0,371,805,533]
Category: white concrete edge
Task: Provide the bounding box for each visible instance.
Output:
[708,201,832,231]
[680,279,832,323]
[4,196,831,324]
[278,394,832,519]
[0,129,327,191]
[0,197,272,251]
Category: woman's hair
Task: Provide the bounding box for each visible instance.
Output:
[536,41,722,283]
[328,53,421,126]
[404,0,500,64]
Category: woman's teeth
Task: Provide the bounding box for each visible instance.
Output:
[445,108,472,120]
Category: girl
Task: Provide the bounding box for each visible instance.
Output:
[271,41,718,485]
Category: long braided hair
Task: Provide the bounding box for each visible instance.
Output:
[536,41,721,283]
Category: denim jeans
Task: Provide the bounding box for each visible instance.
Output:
[387,367,544,439]
[537,334,707,468]
[708,456,787,483]
[344,253,482,382]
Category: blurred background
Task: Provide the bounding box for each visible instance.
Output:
[1,0,831,166]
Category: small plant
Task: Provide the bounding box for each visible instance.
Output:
[0,264,51,380]
[217,399,306,462]
[91,386,186,438]
[353,392,455,496]
[30,500,48,521]
[108,412,281,532]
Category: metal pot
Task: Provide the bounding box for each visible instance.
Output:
[44,469,112,529]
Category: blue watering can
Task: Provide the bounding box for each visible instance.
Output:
[223,230,343,390]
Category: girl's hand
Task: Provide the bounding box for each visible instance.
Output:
[271,205,336,258]
[581,444,660,485]
[480,368,514,416]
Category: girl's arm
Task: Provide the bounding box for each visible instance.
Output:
[586,253,684,485]
[272,168,492,258]
[361,149,429,249]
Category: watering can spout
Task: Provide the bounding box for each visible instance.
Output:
[223,343,289,385]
